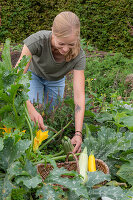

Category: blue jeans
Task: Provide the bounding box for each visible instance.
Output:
[28,71,65,110]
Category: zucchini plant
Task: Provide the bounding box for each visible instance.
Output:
[0,38,30,130]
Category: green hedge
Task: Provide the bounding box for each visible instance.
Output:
[0,0,132,56]
[77,0,133,57]
[0,0,79,42]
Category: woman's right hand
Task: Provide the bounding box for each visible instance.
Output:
[26,100,46,131]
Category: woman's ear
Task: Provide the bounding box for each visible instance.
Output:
[51,33,55,47]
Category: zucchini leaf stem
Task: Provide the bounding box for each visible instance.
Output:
[39,120,72,150]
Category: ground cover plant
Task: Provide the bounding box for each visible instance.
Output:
[83,43,133,102]
[0,39,133,200]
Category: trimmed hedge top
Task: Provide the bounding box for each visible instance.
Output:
[0,0,133,56]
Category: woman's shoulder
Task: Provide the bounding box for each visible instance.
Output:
[33,30,51,38]
[23,30,52,55]
[25,30,51,42]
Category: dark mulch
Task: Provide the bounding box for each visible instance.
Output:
[0,51,21,67]
[11,51,21,66]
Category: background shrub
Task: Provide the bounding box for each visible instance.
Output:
[0,0,132,56]
[77,0,133,57]
[0,0,79,43]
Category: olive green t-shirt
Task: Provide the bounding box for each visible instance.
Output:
[23,30,86,81]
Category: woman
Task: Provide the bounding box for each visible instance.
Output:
[16,11,86,153]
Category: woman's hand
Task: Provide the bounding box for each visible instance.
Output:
[27,100,46,131]
[71,135,82,153]
[30,109,46,130]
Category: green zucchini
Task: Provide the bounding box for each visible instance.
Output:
[62,136,74,154]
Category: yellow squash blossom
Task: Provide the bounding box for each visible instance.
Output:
[33,130,48,152]
[0,126,12,134]
[36,129,49,145]
[33,137,40,152]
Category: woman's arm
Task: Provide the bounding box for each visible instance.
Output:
[15,44,32,73]
[16,45,46,130]
[71,70,85,153]
[26,100,46,130]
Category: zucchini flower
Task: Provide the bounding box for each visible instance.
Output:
[0,126,12,134]
[33,130,48,152]
[33,137,40,152]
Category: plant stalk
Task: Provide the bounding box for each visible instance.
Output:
[34,152,80,165]
[25,115,33,146]
[13,89,19,125]
[39,120,72,150]
[52,153,80,161]
[51,150,64,157]
[24,104,34,146]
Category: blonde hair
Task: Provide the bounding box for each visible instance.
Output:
[52,11,80,62]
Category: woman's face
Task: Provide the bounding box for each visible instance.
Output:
[53,34,78,55]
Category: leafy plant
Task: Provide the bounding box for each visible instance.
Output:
[83,125,133,176]
[0,38,30,130]
[1,38,133,199]
[36,167,89,200]
[117,160,133,186]
[94,93,133,132]
[85,53,133,101]
[0,136,41,199]
[11,44,23,52]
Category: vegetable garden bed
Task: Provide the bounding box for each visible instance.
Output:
[0,39,133,200]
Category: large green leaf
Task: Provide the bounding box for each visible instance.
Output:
[0,159,42,199]
[83,126,131,160]
[16,176,42,189]
[0,137,31,170]
[17,55,30,73]
[67,190,90,200]
[90,186,133,200]
[23,176,42,189]
[117,160,133,186]
[2,115,20,128]
[95,112,113,123]
[17,72,30,91]
[6,84,22,103]
[86,171,111,188]
[13,160,42,189]
[0,105,12,115]
[36,184,65,200]
[0,90,12,103]
[1,38,12,71]
[44,167,89,199]
[121,116,133,131]
[83,126,133,176]
[0,174,14,200]
[7,161,28,177]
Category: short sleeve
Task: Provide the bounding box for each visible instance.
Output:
[23,31,43,56]
[73,50,86,70]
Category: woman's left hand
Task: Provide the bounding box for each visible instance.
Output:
[71,135,82,153]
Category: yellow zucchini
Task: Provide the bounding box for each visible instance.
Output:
[88,153,96,172]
